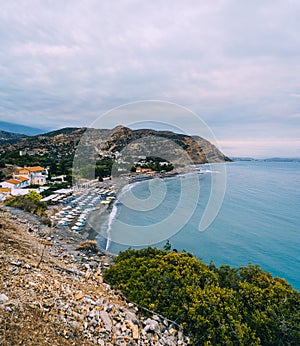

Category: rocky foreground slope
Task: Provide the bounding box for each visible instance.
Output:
[0,207,189,346]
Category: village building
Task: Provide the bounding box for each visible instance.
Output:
[0,166,49,200]
[0,179,25,189]
[0,187,12,202]
[135,167,153,174]
[0,165,48,194]
[13,166,48,186]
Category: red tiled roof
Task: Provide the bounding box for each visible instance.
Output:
[17,176,30,182]
[5,179,21,185]
[26,166,45,172]
[14,168,29,174]
[14,166,45,175]
[0,188,11,193]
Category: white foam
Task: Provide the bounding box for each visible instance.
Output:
[105,203,118,250]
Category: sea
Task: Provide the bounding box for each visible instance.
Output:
[96,161,300,290]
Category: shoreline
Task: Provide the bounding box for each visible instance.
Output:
[46,165,208,255]
[82,168,203,254]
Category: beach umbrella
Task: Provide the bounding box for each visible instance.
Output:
[61,217,70,221]
[58,221,69,225]
[75,221,85,226]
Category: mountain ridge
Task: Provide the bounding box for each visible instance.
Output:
[0,121,46,136]
[0,126,231,164]
[0,130,27,142]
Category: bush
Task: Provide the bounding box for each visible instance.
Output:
[104,247,300,345]
[5,191,47,216]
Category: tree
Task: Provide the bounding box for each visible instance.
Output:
[163,240,171,251]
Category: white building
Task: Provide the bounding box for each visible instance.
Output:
[0,178,26,189]
[0,166,49,200]
[13,166,48,186]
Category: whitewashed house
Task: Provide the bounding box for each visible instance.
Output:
[0,178,24,189]
[0,166,49,200]
[13,166,48,186]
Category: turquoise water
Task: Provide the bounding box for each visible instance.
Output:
[98,161,300,290]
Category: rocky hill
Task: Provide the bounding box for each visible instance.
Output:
[0,207,189,345]
[99,127,230,164]
[0,126,230,164]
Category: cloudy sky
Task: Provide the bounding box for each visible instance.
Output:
[0,0,299,157]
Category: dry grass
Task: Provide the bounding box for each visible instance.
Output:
[75,240,98,252]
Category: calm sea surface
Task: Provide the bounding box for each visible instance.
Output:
[97,161,300,290]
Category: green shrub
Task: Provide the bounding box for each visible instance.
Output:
[5,191,47,216]
[104,247,300,345]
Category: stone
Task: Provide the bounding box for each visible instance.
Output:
[100,310,112,331]
[75,292,85,300]
[121,323,127,332]
[131,325,139,339]
[125,310,138,324]
[90,318,99,326]
[144,318,159,332]
[142,325,150,334]
[10,260,22,266]
[0,293,9,304]
[70,321,81,331]
[169,328,177,334]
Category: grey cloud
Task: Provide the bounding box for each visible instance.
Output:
[0,0,299,156]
